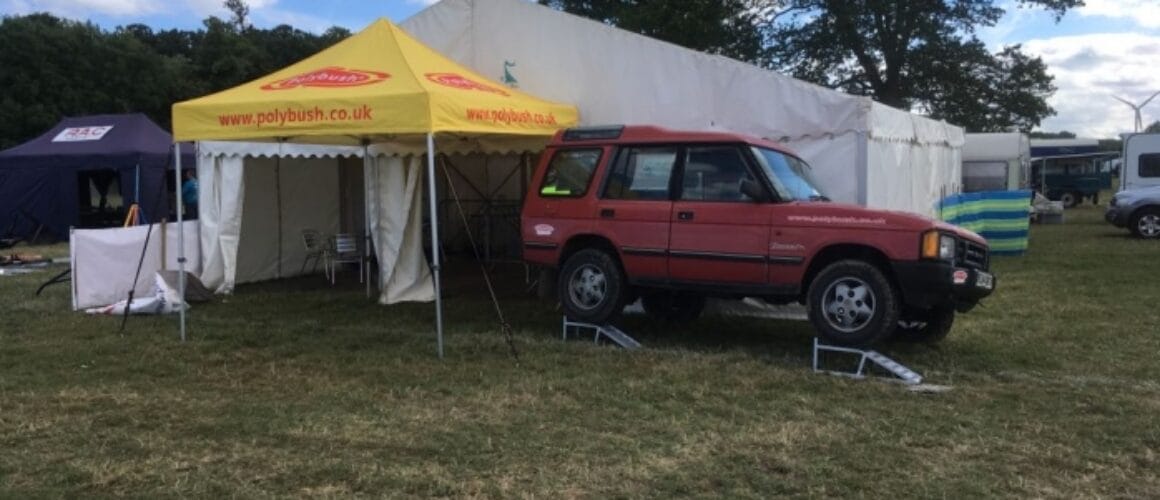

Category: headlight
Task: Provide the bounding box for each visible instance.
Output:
[921,231,956,261]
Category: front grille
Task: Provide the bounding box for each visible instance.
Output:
[956,239,989,270]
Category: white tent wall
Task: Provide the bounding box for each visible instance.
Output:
[234,157,342,284]
[196,142,361,293]
[71,221,200,310]
[401,0,965,217]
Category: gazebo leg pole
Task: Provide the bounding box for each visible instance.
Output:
[427,133,444,359]
[175,144,186,343]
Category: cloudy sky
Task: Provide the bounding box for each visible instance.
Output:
[2,0,1158,139]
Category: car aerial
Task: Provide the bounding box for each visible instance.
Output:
[521,125,995,347]
[1106,185,1160,238]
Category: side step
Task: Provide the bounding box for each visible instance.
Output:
[812,338,922,385]
[562,317,642,350]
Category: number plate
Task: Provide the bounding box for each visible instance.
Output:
[976,271,994,290]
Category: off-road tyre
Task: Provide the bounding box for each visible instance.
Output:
[558,248,626,324]
[806,260,899,347]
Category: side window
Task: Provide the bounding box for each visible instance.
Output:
[1139,153,1160,178]
[680,146,756,202]
[603,147,677,200]
[539,148,602,197]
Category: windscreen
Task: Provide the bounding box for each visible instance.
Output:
[751,146,827,202]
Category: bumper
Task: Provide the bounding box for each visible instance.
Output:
[892,261,996,312]
[1105,206,1129,228]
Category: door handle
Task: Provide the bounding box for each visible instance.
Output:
[600,208,615,218]
[678,211,694,221]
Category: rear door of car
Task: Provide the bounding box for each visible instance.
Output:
[596,145,678,282]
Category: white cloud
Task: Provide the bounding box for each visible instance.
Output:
[405,0,438,5]
[1023,33,1160,137]
[1,0,163,17]
[182,0,278,19]
[1078,0,1160,29]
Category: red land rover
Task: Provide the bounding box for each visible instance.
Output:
[521,125,995,347]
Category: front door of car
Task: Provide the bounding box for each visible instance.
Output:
[668,144,770,285]
[596,145,678,282]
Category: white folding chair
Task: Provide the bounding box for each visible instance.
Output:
[301,229,328,276]
[328,233,364,284]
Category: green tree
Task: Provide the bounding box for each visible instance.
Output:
[0,14,186,148]
[764,0,1081,132]
[224,0,251,31]
[0,11,351,147]
[539,0,765,64]
[1145,121,1160,134]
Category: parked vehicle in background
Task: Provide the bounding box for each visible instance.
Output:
[1030,138,1114,207]
[1106,185,1160,238]
[522,125,996,347]
[1119,133,1160,192]
[962,132,1030,192]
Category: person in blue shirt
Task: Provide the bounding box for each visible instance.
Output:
[181,169,198,219]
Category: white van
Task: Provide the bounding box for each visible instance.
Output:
[1120,133,1160,192]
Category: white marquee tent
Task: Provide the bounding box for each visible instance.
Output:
[401,0,965,216]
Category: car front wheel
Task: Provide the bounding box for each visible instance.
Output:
[558,248,626,324]
[1131,208,1160,239]
[807,260,899,347]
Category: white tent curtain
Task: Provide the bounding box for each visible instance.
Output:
[365,154,435,303]
[197,154,244,293]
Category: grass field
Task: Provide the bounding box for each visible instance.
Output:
[2,201,1159,498]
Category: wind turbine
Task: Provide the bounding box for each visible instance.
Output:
[1112,90,1160,132]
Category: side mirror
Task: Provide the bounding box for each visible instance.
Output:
[740,178,768,202]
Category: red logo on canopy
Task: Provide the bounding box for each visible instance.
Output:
[260,67,391,90]
[425,72,510,96]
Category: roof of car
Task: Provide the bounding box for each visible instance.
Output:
[552,125,798,156]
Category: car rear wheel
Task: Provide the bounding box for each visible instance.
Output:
[1131,208,1160,239]
[558,248,625,324]
[641,293,706,323]
[892,305,955,343]
[807,260,899,347]
[1060,191,1079,208]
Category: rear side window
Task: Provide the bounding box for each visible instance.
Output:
[604,147,678,200]
[539,148,602,197]
[1139,153,1160,178]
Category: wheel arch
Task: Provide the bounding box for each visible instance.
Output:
[559,233,621,269]
[801,244,896,301]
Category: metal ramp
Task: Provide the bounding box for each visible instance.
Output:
[562,317,642,350]
[812,338,922,385]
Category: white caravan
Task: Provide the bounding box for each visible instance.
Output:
[1121,133,1160,192]
[962,133,1030,192]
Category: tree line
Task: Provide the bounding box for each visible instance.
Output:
[0,8,349,149]
[1,0,1085,149]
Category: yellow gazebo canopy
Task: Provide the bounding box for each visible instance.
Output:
[172,18,578,142]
